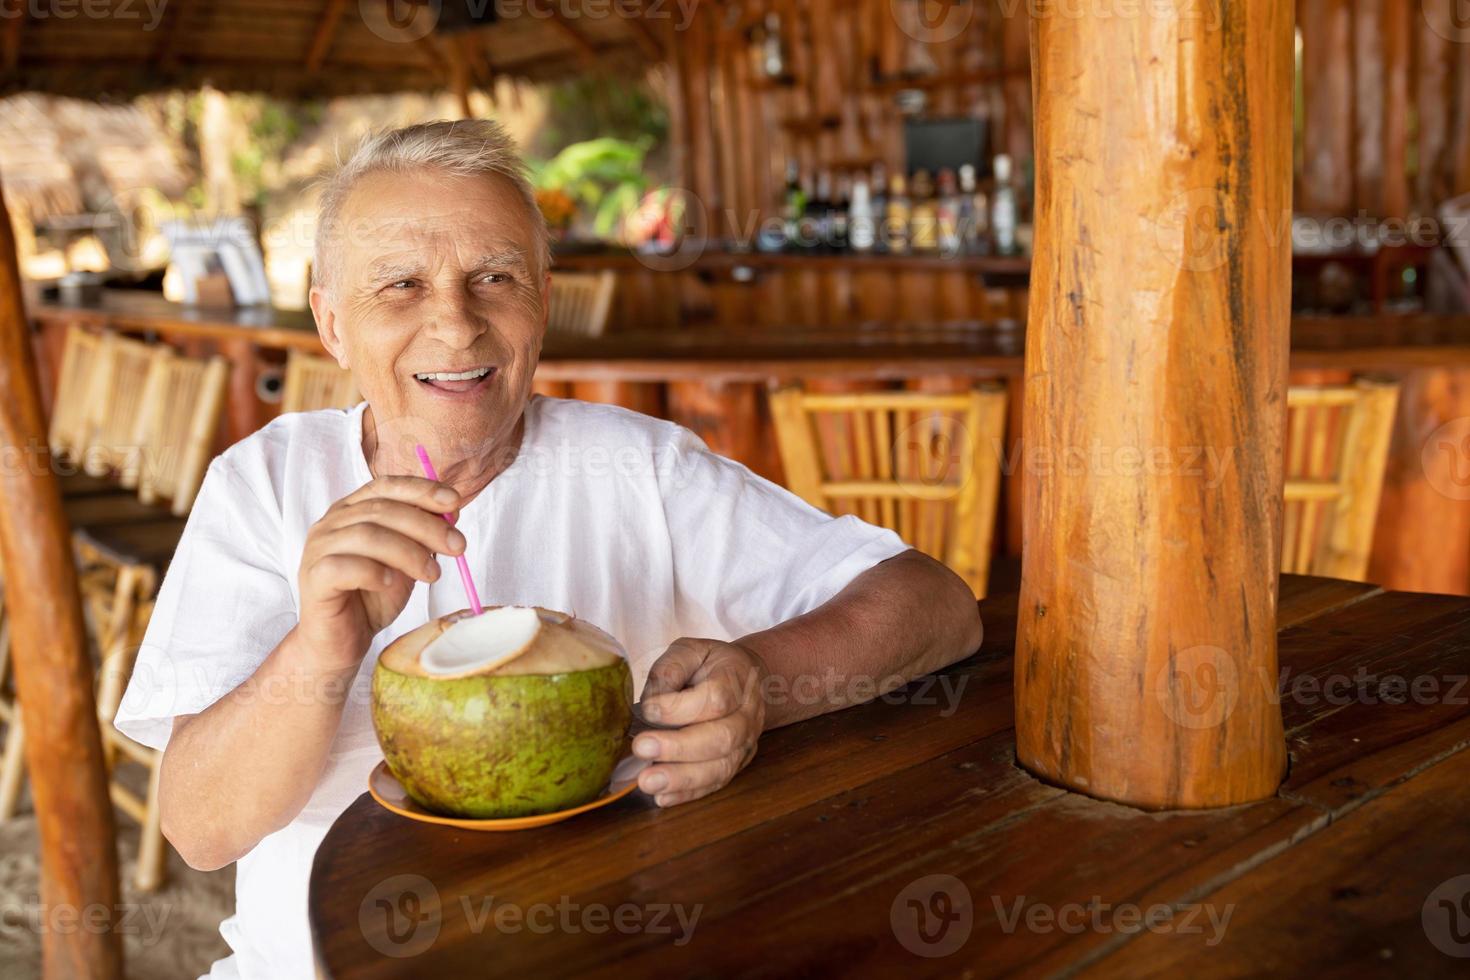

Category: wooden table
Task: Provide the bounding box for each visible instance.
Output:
[308,574,1470,977]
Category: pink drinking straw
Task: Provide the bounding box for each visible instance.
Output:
[414,444,484,616]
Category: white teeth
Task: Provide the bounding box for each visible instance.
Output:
[415,367,491,382]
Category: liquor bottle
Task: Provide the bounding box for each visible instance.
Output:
[958,164,988,253]
[762,13,785,79]
[936,167,961,255]
[849,177,876,253]
[830,173,851,252]
[910,169,938,252]
[870,162,888,250]
[799,171,823,251]
[782,160,806,251]
[812,169,834,251]
[992,153,1019,256]
[885,173,911,254]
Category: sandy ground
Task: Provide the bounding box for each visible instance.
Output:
[0,767,234,979]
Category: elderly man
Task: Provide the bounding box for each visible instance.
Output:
[115,120,981,979]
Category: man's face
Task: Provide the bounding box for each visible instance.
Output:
[311,169,549,460]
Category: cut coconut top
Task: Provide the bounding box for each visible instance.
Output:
[421,606,541,676]
[379,605,625,680]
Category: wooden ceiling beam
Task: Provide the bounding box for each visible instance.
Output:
[622,1,665,61]
[152,0,191,69]
[544,9,600,66]
[304,0,349,72]
[2,1,24,73]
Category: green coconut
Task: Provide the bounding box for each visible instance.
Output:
[371,606,633,819]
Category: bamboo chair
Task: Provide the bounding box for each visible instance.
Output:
[547,271,616,337]
[1281,378,1400,581]
[81,332,167,486]
[0,582,25,821]
[770,385,1008,597]
[48,324,104,463]
[280,349,359,414]
[93,594,169,891]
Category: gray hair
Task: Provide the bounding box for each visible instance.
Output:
[312,119,548,294]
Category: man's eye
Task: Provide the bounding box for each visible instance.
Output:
[388,279,417,290]
[479,273,510,285]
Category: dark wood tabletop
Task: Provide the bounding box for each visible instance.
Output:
[308,575,1470,978]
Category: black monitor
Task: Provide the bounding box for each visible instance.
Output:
[904,117,990,179]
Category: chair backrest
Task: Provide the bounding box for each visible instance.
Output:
[132,349,231,515]
[48,325,104,461]
[770,385,1008,597]
[1282,378,1400,581]
[547,271,616,337]
[281,350,359,414]
[82,332,168,486]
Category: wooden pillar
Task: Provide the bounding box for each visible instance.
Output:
[0,189,123,972]
[1015,0,1291,809]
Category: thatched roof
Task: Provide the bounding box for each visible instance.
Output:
[0,93,188,220]
[1,0,665,100]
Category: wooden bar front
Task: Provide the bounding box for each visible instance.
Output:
[28,295,1470,598]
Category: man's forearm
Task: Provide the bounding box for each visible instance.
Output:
[737,550,983,729]
[159,627,359,870]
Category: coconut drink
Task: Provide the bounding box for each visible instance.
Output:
[372,605,633,819]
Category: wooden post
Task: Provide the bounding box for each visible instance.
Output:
[0,185,123,974]
[1015,0,1291,808]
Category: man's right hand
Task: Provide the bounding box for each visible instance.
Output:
[296,476,465,671]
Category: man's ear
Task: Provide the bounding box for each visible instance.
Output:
[309,286,350,370]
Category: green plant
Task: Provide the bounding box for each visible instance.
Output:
[529,137,653,238]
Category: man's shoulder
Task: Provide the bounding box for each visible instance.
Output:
[206,405,362,513]
[529,395,688,450]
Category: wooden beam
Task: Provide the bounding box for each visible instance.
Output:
[152,0,190,69]
[545,8,600,65]
[304,0,348,72]
[2,0,24,73]
[0,183,123,975]
[622,0,665,60]
[1015,0,1291,808]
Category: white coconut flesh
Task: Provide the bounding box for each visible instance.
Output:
[386,605,625,680]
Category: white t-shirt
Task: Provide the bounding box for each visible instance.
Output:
[114,395,908,980]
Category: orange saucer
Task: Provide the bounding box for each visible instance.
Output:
[368,758,643,831]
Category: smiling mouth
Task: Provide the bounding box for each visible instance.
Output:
[414,366,496,393]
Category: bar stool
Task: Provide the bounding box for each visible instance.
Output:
[1281,378,1400,581]
[281,349,360,414]
[547,271,616,337]
[769,384,1008,597]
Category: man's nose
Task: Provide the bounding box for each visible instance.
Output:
[420,289,488,349]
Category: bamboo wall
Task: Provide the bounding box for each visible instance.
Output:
[1297,0,1470,217]
[657,1,1470,230]
[664,0,1029,241]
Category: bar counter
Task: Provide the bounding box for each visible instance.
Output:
[29,292,1470,597]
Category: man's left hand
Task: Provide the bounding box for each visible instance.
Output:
[633,638,768,807]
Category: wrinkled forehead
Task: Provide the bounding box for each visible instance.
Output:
[335,170,542,279]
